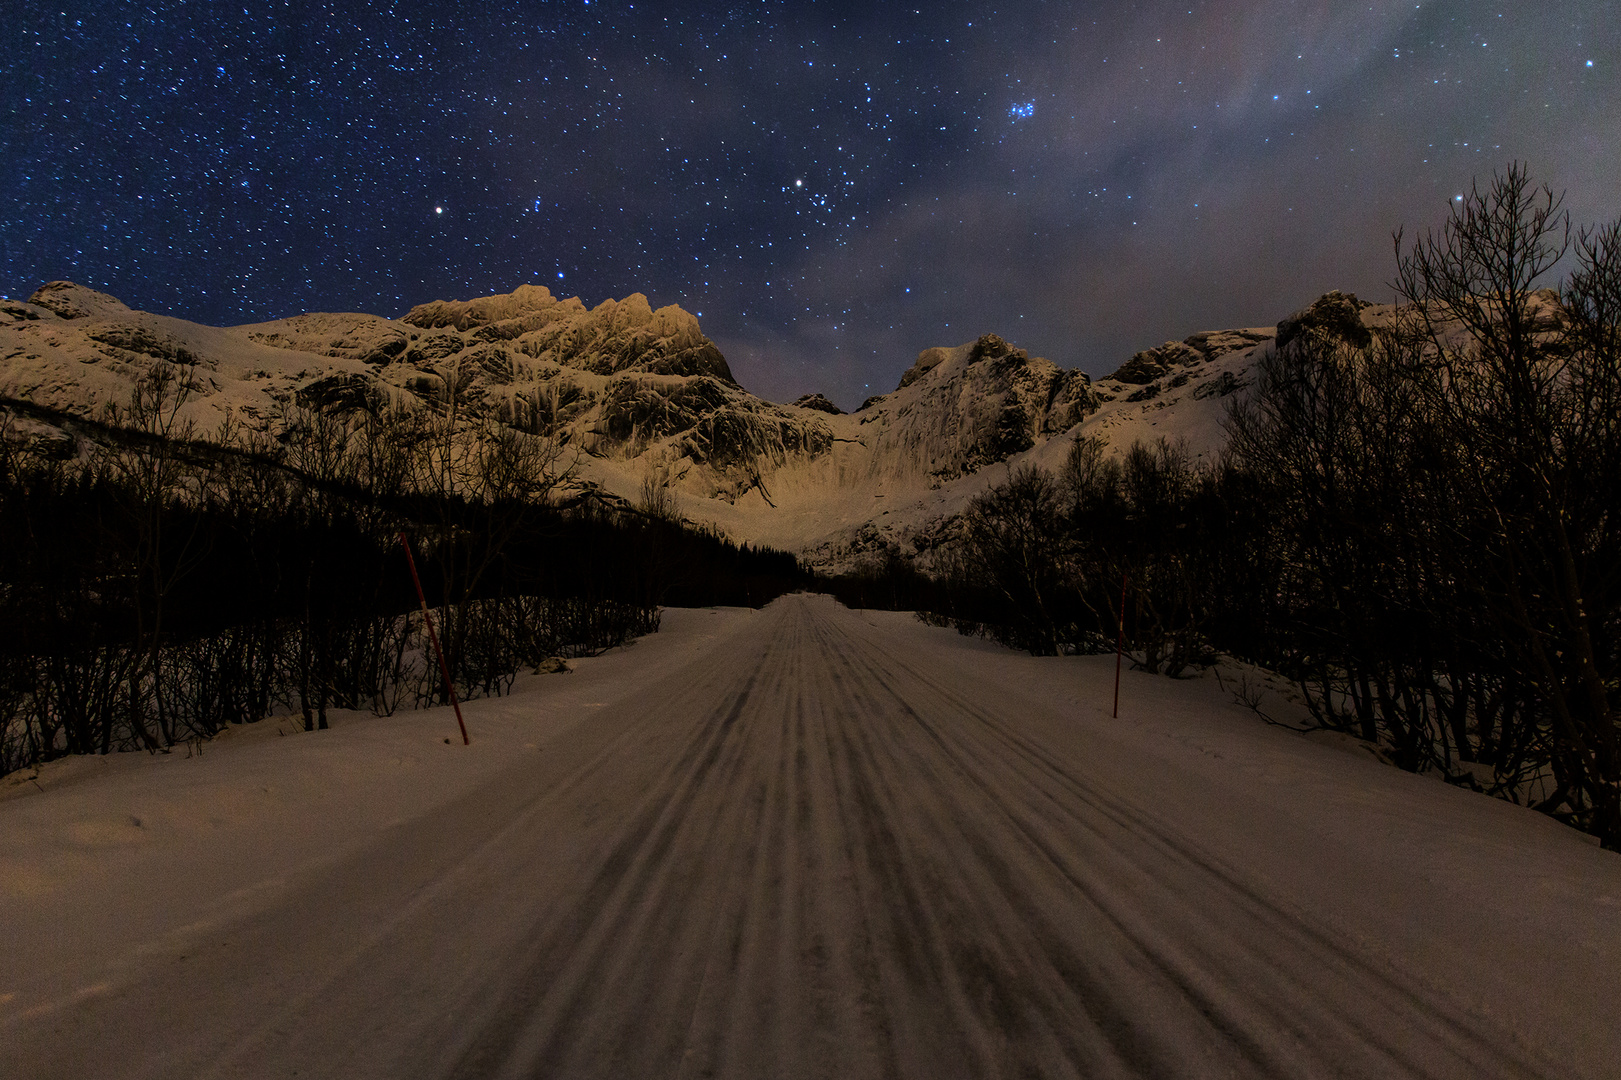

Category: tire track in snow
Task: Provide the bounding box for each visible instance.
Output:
[8,595,1569,1079]
[819,607,1557,1078]
[439,596,1554,1079]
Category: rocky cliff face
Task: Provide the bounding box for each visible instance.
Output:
[1098,327,1275,405]
[1274,290,1375,352]
[401,285,737,382]
[1,278,1368,563]
[852,334,1098,484]
[0,282,829,505]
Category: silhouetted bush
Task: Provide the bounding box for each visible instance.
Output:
[0,392,807,777]
[837,166,1621,847]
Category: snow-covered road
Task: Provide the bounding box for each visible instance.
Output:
[5,595,1618,1078]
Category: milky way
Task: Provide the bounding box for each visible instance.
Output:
[3,1,1615,407]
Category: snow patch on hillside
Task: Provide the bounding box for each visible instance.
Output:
[2,281,1394,567]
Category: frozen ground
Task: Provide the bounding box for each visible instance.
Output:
[3,595,1618,1078]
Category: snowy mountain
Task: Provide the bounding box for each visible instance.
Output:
[1,280,1387,567]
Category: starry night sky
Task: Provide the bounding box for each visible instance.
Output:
[3,1,1615,408]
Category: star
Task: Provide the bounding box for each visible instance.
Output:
[2,0,1614,410]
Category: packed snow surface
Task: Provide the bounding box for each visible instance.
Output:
[3,596,1618,1078]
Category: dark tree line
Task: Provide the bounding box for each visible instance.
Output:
[0,376,807,777]
[1230,165,1621,847]
[892,166,1621,848]
[903,437,1261,671]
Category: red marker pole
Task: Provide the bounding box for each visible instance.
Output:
[1113,568,1129,719]
[398,532,469,745]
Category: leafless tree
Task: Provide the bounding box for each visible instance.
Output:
[404,361,572,698]
[1393,163,1621,846]
[98,362,223,750]
[960,464,1072,655]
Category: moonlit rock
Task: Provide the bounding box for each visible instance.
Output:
[0,280,1375,571]
[1107,340,1203,385]
[403,282,563,332]
[26,281,133,321]
[1274,290,1374,351]
[792,393,845,415]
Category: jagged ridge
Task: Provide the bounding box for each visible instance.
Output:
[3,279,1387,565]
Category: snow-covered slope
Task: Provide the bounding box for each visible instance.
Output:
[0,281,834,511]
[2,281,1388,566]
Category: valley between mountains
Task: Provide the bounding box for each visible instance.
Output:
[1,278,1313,567]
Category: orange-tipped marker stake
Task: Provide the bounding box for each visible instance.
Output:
[399,532,469,745]
[1113,568,1128,719]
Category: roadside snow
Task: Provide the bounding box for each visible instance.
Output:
[3,598,1617,1078]
[0,606,758,1015]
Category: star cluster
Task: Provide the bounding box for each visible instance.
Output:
[3,1,1615,407]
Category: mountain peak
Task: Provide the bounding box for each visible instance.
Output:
[1275,290,1374,351]
[0,282,1360,567]
[402,282,564,331]
[895,333,1031,393]
[398,285,733,383]
[25,281,132,321]
[792,393,845,415]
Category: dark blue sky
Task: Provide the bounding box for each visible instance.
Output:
[3,1,1615,408]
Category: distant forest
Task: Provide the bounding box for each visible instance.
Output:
[830,167,1621,850]
[0,376,807,775]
